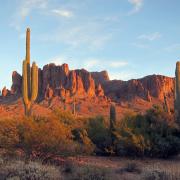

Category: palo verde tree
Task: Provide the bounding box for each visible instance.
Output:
[22,28,38,116]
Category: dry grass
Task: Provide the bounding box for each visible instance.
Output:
[141,162,180,180]
[0,156,180,180]
[0,157,62,180]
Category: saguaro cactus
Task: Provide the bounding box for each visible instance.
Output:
[110,104,116,131]
[110,104,117,146]
[72,96,76,115]
[163,93,170,114]
[175,61,180,124]
[22,28,38,116]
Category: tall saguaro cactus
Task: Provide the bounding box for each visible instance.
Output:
[22,28,38,116]
[163,93,170,114]
[110,104,117,146]
[110,104,116,131]
[175,61,180,124]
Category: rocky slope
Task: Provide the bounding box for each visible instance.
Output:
[11,63,106,100]
[0,63,175,117]
[10,63,174,102]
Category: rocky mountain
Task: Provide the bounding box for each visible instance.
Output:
[11,63,105,100]
[0,63,175,117]
[9,63,174,103]
[0,64,174,112]
[102,75,174,102]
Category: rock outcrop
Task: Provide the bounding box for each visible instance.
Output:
[10,64,174,105]
[102,75,174,102]
[2,87,11,97]
[11,63,104,100]
[11,71,22,94]
[91,71,109,85]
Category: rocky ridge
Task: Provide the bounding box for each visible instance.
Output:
[2,63,174,107]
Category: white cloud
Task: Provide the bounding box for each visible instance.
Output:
[128,0,143,14]
[110,61,128,68]
[84,59,99,69]
[165,43,180,52]
[83,59,128,69]
[49,56,66,65]
[44,56,129,71]
[10,0,48,30]
[131,42,148,48]
[52,9,73,18]
[137,32,162,41]
[109,71,136,80]
[39,22,112,49]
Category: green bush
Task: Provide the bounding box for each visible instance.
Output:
[87,116,111,155]
[115,106,180,158]
[72,128,95,155]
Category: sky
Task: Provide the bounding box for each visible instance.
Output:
[0,0,180,88]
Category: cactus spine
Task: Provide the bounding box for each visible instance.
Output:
[22,28,38,116]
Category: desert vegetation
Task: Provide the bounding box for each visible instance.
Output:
[22,28,38,116]
[5,102,178,160]
[0,28,180,179]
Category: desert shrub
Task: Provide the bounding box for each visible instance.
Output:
[17,116,78,160]
[0,119,19,156]
[72,128,95,155]
[63,160,75,174]
[68,165,111,180]
[53,108,76,126]
[123,162,141,173]
[0,160,61,180]
[87,116,111,155]
[141,169,180,180]
[115,126,149,157]
[116,161,141,175]
[116,106,180,158]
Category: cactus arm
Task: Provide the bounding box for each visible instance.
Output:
[31,62,38,101]
[22,28,39,116]
[26,28,30,64]
[22,60,30,105]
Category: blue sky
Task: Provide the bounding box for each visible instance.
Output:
[0,0,180,88]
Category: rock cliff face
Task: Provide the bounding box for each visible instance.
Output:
[11,63,105,100]
[102,75,174,102]
[9,63,174,104]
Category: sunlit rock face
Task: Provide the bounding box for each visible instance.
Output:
[101,75,174,102]
[11,63,104,100]
[11,63,174,104]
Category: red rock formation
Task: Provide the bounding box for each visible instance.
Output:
[91,70,109,85]
[2,87,10,97]
[11,71,22,94]
[45,84,54,99]
[10,64,174,106]
[96,84,104,97]
[102,75,174,102]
